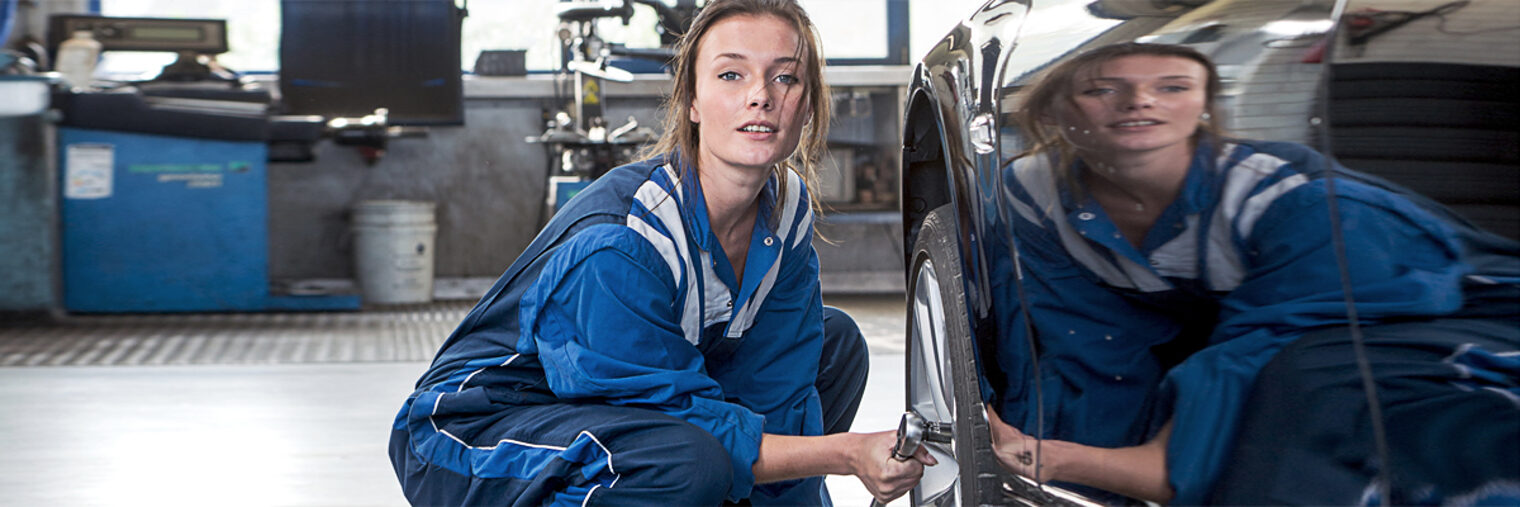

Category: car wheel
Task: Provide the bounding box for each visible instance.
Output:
[907,204,1003,506]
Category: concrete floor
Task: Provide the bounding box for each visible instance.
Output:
[0,295,911,506]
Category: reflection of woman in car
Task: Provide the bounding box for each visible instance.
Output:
[986,42,1518,504]
[387,1,932,505]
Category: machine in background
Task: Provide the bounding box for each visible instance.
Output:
[45,13,456,313]
[527,0,695,213]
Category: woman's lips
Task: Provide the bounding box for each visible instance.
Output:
[738,121,777,133]
[738,121,778,139]
[1109,119,1162,129]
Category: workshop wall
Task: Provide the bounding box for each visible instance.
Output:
[264,82,906,293]
[267,95,665,283]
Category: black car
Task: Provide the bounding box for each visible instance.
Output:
[896,0,1518,504]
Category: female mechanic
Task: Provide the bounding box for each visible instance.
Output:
[386,1,931,505]
[985,42,1518,504]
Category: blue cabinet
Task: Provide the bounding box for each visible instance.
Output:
[58,127,356,312]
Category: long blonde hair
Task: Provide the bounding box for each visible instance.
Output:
[639,0,831,217]
[1013,42,1224,195]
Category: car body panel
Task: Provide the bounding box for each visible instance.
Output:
[899,0,1518,504]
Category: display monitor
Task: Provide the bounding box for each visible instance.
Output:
[278,0,465,126]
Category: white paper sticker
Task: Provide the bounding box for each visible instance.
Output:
[65,143,114,199]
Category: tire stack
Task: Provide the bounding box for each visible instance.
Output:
[1327,62,1520,240]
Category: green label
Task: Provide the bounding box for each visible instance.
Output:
[128,163,225,173]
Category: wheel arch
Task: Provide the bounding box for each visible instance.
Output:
[900,78,971,278]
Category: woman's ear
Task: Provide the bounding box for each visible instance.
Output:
[689,104,700,124]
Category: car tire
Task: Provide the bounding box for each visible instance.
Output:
[906,204,1004,506]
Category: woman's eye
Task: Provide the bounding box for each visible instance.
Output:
[1080,88,1113,96]
[1160,85,1190,93]
[775,74,799,85]
[718,71,741,81]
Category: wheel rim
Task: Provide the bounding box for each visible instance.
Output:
[909,257,961,505]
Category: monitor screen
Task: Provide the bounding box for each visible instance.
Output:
[129,26,205,42]
[278,0,465,126]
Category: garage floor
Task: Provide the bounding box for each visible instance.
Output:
[0,295,909,506]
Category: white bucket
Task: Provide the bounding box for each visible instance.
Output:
[352,200,437,305]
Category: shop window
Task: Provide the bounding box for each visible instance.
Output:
[95,0,909,77]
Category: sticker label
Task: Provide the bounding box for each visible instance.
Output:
[156,172,225,189]
[65,143,114,199]
[128,161,251,190]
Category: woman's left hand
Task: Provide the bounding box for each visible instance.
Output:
[987,406,1175,502]
[986,406,1056,482]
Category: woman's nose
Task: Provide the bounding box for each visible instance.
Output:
[1122,90,1154,110]
[748,86,773,110]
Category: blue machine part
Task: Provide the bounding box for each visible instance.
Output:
[555,179,592,211]
[56,127,359,312]
[0,1,14,45]
[60,127,267,312]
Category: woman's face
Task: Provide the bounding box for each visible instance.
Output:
[688,14,809,175]
[1055,54,1209,162]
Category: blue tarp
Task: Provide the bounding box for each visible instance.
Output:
[1,0,15,47]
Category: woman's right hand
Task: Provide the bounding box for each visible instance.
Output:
[851,430,937,504]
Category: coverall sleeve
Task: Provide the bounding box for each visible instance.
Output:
[518,224,766,500]
[1161,178,1472,503]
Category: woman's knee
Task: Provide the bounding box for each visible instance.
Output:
[818,306,869,434]
[822,306,865,352]
[666,431,734,502]
[821,306,868,379]
[598,417,734,505]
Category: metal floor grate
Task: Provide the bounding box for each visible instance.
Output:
[0,302,474,367]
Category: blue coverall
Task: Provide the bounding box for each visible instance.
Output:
[389,155,868,506]
[995,139,1519,503]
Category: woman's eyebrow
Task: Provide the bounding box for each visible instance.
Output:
[1089,75,1199,82]
[713,53,801,66]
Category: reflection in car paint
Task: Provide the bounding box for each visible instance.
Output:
[900,0,1519,505]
